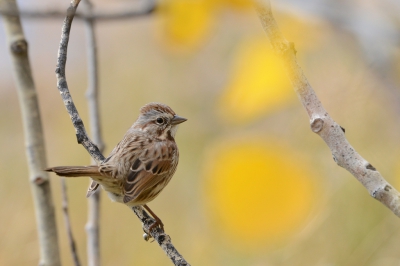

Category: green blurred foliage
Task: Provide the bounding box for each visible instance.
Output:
[1,0,400,265]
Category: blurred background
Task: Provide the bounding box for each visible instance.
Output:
[1,0,400,265]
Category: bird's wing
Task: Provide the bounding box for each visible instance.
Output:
[123,140,177,204]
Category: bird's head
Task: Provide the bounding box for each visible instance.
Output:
[135,102,187,140]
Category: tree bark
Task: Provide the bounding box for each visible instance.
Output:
[0,0,61,265]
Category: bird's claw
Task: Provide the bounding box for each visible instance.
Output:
[148,217,164,232]
[142,218,163,242]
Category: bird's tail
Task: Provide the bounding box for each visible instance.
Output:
[45,165,101,177]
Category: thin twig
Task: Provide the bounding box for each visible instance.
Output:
[0,0,61,265]
[82,0,103,265]
[61,178,81,266]
[254,0,400,217]
[0,0,156,21]
[86,189,101,266]
[55,1,190,264]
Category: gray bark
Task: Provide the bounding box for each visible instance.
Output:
[0,0,61,265]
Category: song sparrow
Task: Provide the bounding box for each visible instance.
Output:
[46,102,187,231]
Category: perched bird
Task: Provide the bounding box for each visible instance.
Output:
[46,102,187,231]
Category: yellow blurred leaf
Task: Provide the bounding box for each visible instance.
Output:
[203,138,317,251]
[156,0,215,53]
[219,37,294,123]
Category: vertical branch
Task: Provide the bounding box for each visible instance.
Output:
[86,190,101,266]
[0,0,61,265]
[82,0,103,265]
[83,0,103,152]
[61,178,81,266]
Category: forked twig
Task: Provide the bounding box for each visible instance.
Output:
[55,1,190,265]
[255,0,400,217]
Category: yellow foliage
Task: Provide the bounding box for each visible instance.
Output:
[219,37,294,123]
[203,138,317,251]
[156,0,215,52]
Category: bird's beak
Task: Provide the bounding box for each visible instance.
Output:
[171,115,187,125]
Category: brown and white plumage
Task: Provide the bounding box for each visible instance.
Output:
[46,103,186,226]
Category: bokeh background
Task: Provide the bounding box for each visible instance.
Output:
[1,0,400,265]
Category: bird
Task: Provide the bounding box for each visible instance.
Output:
[46,102,187,231]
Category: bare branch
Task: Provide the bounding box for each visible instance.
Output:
[0,0,61,264]
[61,178,81,266]
[82,0,103,265]
[55,0,104,163]
[0,1,156,21]
[254,0,400,217]
[55,0,191,264]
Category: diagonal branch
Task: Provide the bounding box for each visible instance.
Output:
[254,0,400,217]
[55,1,190,265]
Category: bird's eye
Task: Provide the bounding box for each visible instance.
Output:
[156,117,164,124]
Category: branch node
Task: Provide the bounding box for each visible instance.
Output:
[157,234,167,245]
[10,39,27,55]
[366,163,376,171]
[310,117,324,133]
[385,185,392,191]
[340,126,345,133]
[76,133,84,144]
[33,176,46,185]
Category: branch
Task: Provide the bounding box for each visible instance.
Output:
[55,1,191,264]
[82,0,103,265]
[254,0,400,217]
[61,178,81,266]
[0,0,61,265]
[0,1,156,21]
[55,0,103,163]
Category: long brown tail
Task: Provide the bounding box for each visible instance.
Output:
[45,165,101,177]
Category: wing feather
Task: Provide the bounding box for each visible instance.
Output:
[123,140,177,204]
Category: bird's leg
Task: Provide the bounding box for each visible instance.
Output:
[143,204,164,232]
